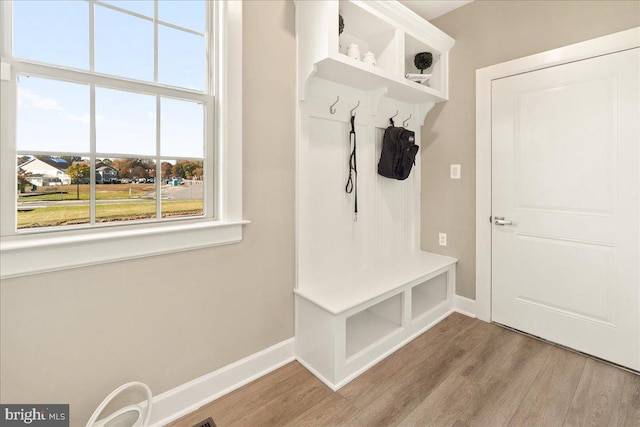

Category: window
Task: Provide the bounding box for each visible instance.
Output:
[0,1,244,278]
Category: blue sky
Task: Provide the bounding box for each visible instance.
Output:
[13,0,206,158]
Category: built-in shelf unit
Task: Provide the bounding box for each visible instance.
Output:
[297,0,454,104]
[295,0,456,390]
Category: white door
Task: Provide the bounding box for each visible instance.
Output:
[491,48,640,370]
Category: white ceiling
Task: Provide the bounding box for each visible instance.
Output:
[399,0,474,21]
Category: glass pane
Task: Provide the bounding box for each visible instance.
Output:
[158,26,206,91]
[17,76,89,153]
[95,5,153,81]
[13,0,89,69]
[96,87,156,156]
[161,98,204,158]
[17,155,90,229]
[161,160,204,219]
[96,158,157,223]
[158,0,206,33]
[101,0,154,17]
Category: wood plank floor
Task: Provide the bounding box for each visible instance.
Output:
[166,313,640,427]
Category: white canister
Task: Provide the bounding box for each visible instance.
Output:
[346,43,360,61]
[362,51,376,66]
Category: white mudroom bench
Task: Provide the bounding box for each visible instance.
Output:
[295,251,457,390]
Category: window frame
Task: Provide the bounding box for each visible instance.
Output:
[0,0,245,279]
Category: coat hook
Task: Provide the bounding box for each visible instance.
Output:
[350,100,360,116]
[403,113,412,127]
[390,110,398,126]
[329,96,340,114]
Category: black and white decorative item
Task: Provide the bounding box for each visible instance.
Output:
[339,14,344,52]
[414,52,433,74]
[406,52,433,85]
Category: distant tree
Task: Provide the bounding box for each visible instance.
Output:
[111,159,133,178]
[17,155,31,166]
[192,167,204,181]
[140,159,155,178]
[67,163,90,199]
[172,160,203,179]
[131,165,146,179]
[101,158,113,165]
[161,162,173,179]
[171,162,187,178]
[17,167,31,193]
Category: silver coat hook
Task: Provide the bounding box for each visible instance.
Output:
[350,100,360,116]
[329,96,340,114]
[403,113,412,127]
[390,110,399,120]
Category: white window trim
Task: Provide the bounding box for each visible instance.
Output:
[0,1,247,279]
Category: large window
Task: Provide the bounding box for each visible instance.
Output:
[1,1,244,278]
[12,0,209,230]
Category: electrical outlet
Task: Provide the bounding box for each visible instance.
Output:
[439,233,447,246]
[450,164,461,179]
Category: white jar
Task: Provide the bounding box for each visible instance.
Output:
[362,51,376,66]
[346,43,360,61]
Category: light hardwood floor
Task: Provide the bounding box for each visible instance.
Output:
[167,313,640,427]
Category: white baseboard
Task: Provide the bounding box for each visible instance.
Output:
[146,300,477,426]
[454,295,477,318]
[148,338,295,427]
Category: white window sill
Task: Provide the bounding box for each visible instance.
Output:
[0,219,250,279]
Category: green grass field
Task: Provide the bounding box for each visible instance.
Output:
[19,183,156,202]
[17,200,204,229]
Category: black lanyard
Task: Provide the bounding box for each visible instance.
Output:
[345,114,357,221]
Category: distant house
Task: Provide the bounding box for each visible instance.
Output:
[95,162,118,184]
[18,157,72,186]
[18,157,120,186]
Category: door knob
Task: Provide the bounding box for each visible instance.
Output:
[494,217,513,226]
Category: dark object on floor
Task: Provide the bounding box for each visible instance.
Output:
[192,417,216,427]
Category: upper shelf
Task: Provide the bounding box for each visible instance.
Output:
[296,0,455,104]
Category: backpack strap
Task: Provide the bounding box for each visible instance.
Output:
[345,114,358,221]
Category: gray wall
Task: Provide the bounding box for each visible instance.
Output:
[0,2,296,426]
[421,0,640,299]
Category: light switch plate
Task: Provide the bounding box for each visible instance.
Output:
[450,164,461,179]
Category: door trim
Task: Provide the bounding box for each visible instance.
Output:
[475,27,640,323]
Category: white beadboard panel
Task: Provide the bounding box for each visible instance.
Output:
[374,126,420,263]
[298,78,422,290]
[299,116,370,284]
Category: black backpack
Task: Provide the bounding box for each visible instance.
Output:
[378,126,419,180]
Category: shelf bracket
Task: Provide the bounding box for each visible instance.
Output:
[299,63,319,102]
[417,102,436,127]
